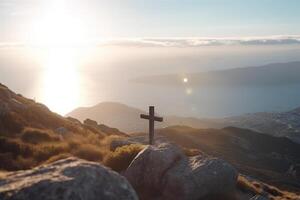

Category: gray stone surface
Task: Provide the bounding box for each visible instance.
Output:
[0,157,138,200]
[125,143,238,200]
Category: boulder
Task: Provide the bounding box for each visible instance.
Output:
[84,118,98,127]
[0,157,138,200]
[125,143,238,200]
[67,117,82,125]
[98,124,127,136]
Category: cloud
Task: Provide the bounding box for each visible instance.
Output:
[98,36,300,47]
[1,35,300,48]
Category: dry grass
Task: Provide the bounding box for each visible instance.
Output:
[0,171,7,180]
[0,128,116,171]
[104,144,145,172]
[183,147,202,157]
[21,128,60,144]
[0,84,128,171]
[237,175,300,200]
[72,144,104,162]
[44,153,73,164]
[237,175,263,195]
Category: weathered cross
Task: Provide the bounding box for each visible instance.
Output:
[140,106,163,145]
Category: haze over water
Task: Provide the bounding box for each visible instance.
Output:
[1,0,300,117]
[1,44,300,118]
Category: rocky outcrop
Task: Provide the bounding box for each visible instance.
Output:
[125,143,238,200]
[84,118,98,127]
[0,157,138,200]
[84,118,127,137]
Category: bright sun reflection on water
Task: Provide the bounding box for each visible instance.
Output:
[30,0,89,114]
[41,48,81,115]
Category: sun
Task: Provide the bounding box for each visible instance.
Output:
[41,48,81,115]
[183,78,188,83]
[31,0,86,47]
[30,0,87,115]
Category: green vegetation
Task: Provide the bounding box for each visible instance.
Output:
[0,128,124,171]
[104,144,145,172]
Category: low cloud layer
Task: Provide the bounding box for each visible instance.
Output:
[100,36,300,47]
[1,35,300,48]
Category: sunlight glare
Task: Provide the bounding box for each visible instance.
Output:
[41,48,81,115]
[31,0,88,114]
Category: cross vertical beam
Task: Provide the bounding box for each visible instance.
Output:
[149,106,154,145]
[140,106,163,145]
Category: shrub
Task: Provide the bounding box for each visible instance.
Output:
[0,153,36,170]
[33,143,69,162]
[183,147,202,157]
[44,153,73,164]
[67,140,81,151]
[0,137,33,157]
[72,144,104,162]
[21,128,59,144]
[104,144,145,172]
[0,112,24,134]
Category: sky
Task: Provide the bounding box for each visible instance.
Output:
[1,0,300,116]
[1,0,300,43]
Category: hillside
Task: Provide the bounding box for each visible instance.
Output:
[133,61,300,87]
[165,107,300,144]
[0,83,126,171]
[1,83,299,198]
[67,102,300,144]
[67,102,152,133]
[220,107,300,143]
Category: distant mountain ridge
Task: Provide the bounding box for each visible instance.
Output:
[221,107,300,143]
[68,102,300,144]
[133,61,300,87]
[67,102,149,133]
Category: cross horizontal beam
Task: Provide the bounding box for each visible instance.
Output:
[140,114,163,122]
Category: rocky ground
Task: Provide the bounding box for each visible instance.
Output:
[0,83,299,199]
[1,142,299,200]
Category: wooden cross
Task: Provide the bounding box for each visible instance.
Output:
[140,106,163,145]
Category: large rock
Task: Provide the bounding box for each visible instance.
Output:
[84,118,98,127]
[0,157,138,200]
[125,143,238,200]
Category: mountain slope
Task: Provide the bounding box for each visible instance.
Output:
[67,102,300,144]
[67,102,151,133]
[0,83,126,171]
[133,61,300,87]
[220,107,300,143]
